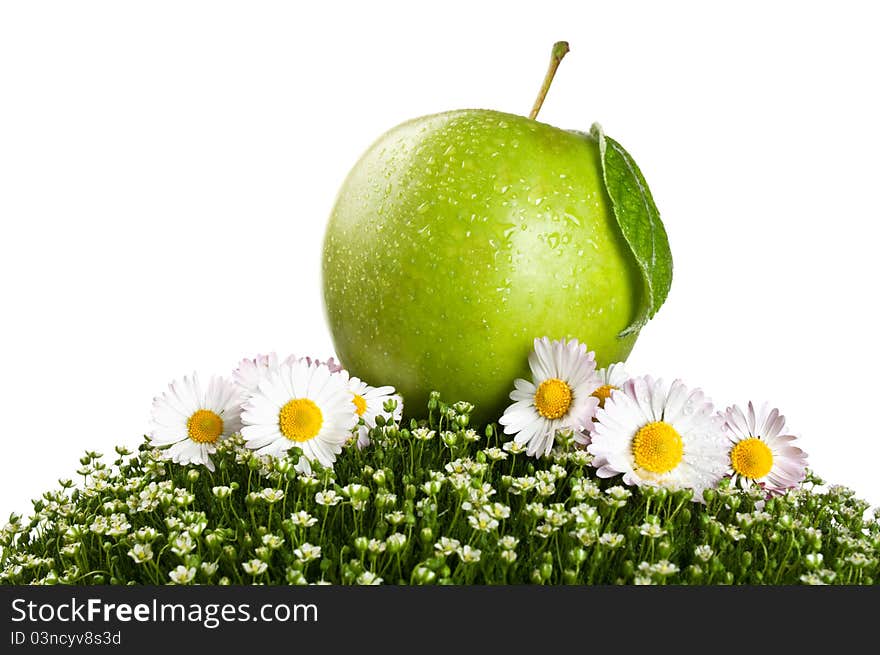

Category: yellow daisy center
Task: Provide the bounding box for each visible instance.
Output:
[730,438,773,480]
[632,421,683,474]
[591,384,617,408]
[534,378,573,420]
[352,393,367,417]
[187,409,224,444]
[278,398,323,442]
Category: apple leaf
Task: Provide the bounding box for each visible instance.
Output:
[591,123,673,337]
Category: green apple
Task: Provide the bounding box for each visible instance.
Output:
[322,44,671,424]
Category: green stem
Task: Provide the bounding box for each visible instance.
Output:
[528,41,570,120]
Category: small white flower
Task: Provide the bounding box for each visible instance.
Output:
[314,490,341,506]
[212,485,233,499]
[535,481,556,497]
[168,565,196,584]
[653,560,679,576]
[262,534,285,549]
[606,486,632,501]
[293,543,322,563]
[800,573,825,585]
[341,483,369,500]
[498,536,519,550]
[805,553,824,569]
[599,532,625,548]
[468,512,499,532]
[726,525,746,541]
[289,511,318,528]
[149,373,242,472]
[507,475,533,495]
[241,359,357,466]
[723,402,807,494]
[483,447,508,461]
[434,537,461,556]
[200,561,218,577]
[127,543,153,564]
[458,545,482,563]
[847,552,871,568]
[259,488,284,503]
[502,440,526,454]
[170,533,196,556]
[385,511,406,526]
[639,522,667,539]
[500,549,518,564]
[694,545,713,562]
[533,523,557,539]
[61,543,81,557]
[500,337,602,457]
[549,464,567,480]
[569,477,601,500]
[422,479,443,495]
[89,516,109,535]
[367,539,386,555]
[487,503,511,520]
[412,428,436,441]
[589,376,728,496]
[385,533,407,552]
[569,450,594,466]
[356,571,383,585]
[462,429,480,443]
[242,559,268,576]
[545,509,570,528]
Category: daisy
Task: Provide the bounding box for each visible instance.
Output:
[240,359,357,466]
[722,401,807,493]
[499,337,602,457]
[342,373,402,448]
[588,376,728,496]
[591,362,630,409]
[232,353,292,394]
[149,373,242,472]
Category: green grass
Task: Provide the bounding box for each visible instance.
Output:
[2,398,877,585]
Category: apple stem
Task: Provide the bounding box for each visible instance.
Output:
[528,41,570,120]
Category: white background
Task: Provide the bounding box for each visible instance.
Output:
[2,1,878,520]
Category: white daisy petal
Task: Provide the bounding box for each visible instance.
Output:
[589,376,727,498]
[148,374,241,471]
[722,402,807,495]
[339,373,402,449]
[239,359,358,466]
[500,337,601,457]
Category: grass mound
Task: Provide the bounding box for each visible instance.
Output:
[2,400,877,585]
